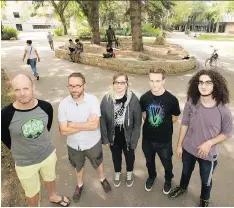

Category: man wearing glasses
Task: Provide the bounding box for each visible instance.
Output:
[140,68,181,194]
[58,72,111,203]
[169,70,232,207]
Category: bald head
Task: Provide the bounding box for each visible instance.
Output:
[12,74,34,104]
[12,74,33,88]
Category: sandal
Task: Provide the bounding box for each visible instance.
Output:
[50,196,70,207]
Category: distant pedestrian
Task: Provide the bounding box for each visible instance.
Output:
[47,32,54,51]
[23,40,40,80]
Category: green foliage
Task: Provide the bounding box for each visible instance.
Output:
[54,28,64,36]
[77,27,92,40]
[185,29,191,35]
[1,27,19,40]
[198,34,234,41]
[142,24,161,37]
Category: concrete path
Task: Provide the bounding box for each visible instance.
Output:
[1,32,234,207]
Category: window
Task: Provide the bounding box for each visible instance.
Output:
[32,25,51,29]
[13,12,20,18]
[16,24,23,31]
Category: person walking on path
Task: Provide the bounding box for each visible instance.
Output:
[23,40,40,80]
[47,32,54,51]
[58,72,111,203]
[140,68,181,194]
[169,70,233,207]
[1,74,70,207]
[100,73,142,188]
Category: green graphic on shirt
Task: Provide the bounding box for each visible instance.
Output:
[147,103,165,127]
[21,118,44,139]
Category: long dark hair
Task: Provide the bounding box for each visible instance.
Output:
[187,70,230,105]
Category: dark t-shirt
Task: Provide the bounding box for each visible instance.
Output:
[140,90,181,143]
[107,48,113,54]
[114,95,127,146]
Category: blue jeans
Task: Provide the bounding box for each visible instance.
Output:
[29,58,38,76]
[180,149,218,200]
[142,140,174,181]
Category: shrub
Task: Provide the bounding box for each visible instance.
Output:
[77,27,92,40]
[142,24,161,37]
[54,28,64,36]
[1,27,19,40]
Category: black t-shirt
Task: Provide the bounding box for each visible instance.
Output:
[107,48,113,53]
[114,95,127,146]
[140,90,180,143]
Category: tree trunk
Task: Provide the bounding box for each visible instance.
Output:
[76,0,100,44]
[130,0,143,51]
[215,19,220,34]
[60,14,68,35]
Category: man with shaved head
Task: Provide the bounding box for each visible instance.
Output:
[1,74,70,207]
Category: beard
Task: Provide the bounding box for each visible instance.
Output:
[71,92,83,99]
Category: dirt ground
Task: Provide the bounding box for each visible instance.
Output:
[1,69,26,207]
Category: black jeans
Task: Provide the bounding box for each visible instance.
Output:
[180,149,218,200]
[110,144,135,172]
[142,140,174,181]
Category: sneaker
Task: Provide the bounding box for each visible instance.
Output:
[199,199,209,207]
[126,171,134,187]
[145,177,155,191]
[37,75,39,80]
[168,186,187,199]
[73,185,83,203]
[114,172,121,187]
[163,181,171,195]
[101,178,111,193]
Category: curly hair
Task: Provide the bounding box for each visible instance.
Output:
[187,70,230,105]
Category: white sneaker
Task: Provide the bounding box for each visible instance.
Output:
[126,171,134,187]
[114,172,121,187]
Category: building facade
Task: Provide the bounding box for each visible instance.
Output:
[2,1,61,32]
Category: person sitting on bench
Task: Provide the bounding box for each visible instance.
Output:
[103,45,114,58]
[68,39,76,61]
[74,39,83,62]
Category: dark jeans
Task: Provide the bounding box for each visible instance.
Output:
[110,144,135,172]
[142,140,174,181]
[180,149,218,200]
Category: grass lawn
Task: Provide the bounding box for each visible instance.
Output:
[198,34,234,41]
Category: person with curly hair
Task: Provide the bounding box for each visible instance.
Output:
[169,70,233,207]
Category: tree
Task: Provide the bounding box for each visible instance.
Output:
[33,0,70,35]
[75,0,100,44]
[130,0,143,51]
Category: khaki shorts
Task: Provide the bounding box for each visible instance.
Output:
[15,149,57,198]
[68,140,103,172]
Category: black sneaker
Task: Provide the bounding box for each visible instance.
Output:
[37,75,39,80]
[101,178,111,193]
[163,181,171,195]
[145,177,155,191]
[73,185,83,203]
[169,185,187,199]
[199,199,209,207]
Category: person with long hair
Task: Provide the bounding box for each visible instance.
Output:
[100,73,142,188]
[169,70,233,207]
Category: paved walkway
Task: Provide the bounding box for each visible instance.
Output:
[1,32,234,207]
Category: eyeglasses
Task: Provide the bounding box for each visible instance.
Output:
[198,81,213,86]
[67,84,83,90]
[113,82,127,86]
